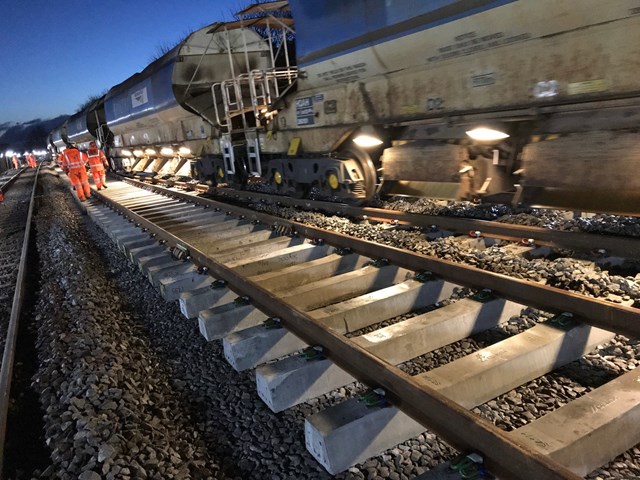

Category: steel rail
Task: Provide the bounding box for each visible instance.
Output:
[123,177,640,339]
[335,207,640,259]
[152,180,640,258]
[94,182,581,480]
[0,168,25,194]
[0,166,40,477]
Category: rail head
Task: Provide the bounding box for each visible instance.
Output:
[0,165,41,477]
[0,168,26,194]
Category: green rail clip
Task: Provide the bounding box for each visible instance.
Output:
[302,345,325,361]
[263,317,282,330]
[548,312,575,330]
[366,258,390,268]
[449,452,488,479]
[233,296,251,306]
[211,279,227,289]
[471,289,494,303]
[359,388,388,408]
[414,271,433,283]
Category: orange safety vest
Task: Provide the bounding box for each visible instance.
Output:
[63,148,87,170]
[87,148,108,168]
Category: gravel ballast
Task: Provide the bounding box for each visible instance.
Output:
[383,197,640,237]
[21,171,640,479]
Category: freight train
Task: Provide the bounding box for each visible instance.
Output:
[49,0,640,214]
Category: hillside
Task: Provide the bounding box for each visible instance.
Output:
[0,116,68,153]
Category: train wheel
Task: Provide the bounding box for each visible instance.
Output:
[341,146,377,203]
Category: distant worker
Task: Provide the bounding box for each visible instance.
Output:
[27,152,37,168]
[60,144,91,202]
[11,154,19,169]
[86,141,109,189]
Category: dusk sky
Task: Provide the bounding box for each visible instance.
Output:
[0,0,244,124]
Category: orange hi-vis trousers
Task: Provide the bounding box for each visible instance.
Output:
[68,167,91,201]
[89,165,106,189]
[87,149,108,189]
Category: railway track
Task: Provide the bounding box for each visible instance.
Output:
[84,177,639,479]
[0,167,39,472]
[0,168,36,349]
[135,173,640,260]
[0,168,24,196]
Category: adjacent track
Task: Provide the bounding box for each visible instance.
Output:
[0,168,24,194]
[0,166,40,474]
[84,178,639,479]
[134,174,640,259]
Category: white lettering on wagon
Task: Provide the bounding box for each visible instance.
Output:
[316,62,368,83]
[296,95,324,126]
[428,31,531,63]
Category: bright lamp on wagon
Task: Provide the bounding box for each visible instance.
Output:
[160,147,174,156]
[121,149,133,157]
[145,148,157,156]
[465,125,510,142]
[353,126,383,148]
[133,149,144,157]
[178,146,192,155]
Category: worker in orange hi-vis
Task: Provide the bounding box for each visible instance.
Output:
[27,152,37,168]
[61,144,91,201]
[86,141,109,189]
[11,154,19,169]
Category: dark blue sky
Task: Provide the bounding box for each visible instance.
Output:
[0,0,243,124]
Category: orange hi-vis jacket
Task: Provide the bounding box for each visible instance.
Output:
[61,147,91,201]
[87,148,108,170]
[61,148,87,171]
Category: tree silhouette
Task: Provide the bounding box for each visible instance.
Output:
[25,124,48,151]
